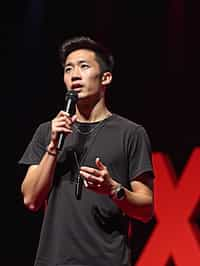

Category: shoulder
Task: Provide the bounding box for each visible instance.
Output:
[110,113,143,131]
[36,121,51,132]
[109,114,151,144]
[32,121,51,140]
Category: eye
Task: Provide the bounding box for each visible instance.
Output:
[81,63,90,69]
[64,66,72,73]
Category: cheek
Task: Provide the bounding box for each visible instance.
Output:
[64,75,70,85]
[89,73,102,85]
[87,79,100,91]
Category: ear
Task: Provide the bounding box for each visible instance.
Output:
[101,72,112,86]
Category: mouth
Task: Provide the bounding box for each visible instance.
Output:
[71,84,83,91]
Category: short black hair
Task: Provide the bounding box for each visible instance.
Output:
[59,36,114,73]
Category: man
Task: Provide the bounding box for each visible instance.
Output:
[19,36,154,266]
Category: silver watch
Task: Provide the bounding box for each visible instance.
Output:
[110,184,126,200]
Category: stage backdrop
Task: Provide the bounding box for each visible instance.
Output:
[1,0,199,265]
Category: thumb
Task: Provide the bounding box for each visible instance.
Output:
[72,114,77,123]
[96,157,105,170]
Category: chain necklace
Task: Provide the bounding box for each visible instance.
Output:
[73,114,112,135]
[73,120,105,135]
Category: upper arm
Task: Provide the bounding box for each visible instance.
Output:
[130,171,154,196]
[21,164,39,189]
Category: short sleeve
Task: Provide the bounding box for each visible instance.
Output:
[18,122,51,165]
[127,126,153,181]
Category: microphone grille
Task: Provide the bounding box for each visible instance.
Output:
[65,90,78,103]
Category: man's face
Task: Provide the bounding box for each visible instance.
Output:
[63,49,104,101]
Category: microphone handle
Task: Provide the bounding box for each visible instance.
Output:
[75,174,84,200]
[57,98,74,150]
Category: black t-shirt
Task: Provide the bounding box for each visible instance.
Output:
[19,114,154,266]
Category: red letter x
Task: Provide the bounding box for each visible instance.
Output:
[136,148,200,265]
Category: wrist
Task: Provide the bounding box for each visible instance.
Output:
[109,183,126,200]
[46,143,58,157]
[108,181,119,195]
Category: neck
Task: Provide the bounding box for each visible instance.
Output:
[76,97,111,122]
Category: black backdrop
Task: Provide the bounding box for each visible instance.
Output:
[1,0,200,265]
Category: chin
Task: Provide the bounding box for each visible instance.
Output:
[76,91,83,98]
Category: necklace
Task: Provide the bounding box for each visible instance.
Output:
[73,120,105,135]
[73,114,112,135]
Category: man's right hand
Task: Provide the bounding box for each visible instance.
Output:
[50,111,77,148]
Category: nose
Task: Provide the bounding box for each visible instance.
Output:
[71,66,81,81]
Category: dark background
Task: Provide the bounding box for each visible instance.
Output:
[1,0,199,265]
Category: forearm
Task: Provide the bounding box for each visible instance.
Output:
[21,146,58,211]
[112,188,154,222]
[80,158,154,222]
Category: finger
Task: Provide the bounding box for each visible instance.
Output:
[95,157,105,170]
[54,117,72,128]
[80,167,101,178]
[83,179,88,187]
[80,170,102,183]
[57,110,70,119]
[54,120,72,128]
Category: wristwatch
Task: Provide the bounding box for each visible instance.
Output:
[110,184,126,200]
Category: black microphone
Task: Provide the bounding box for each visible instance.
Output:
[57,90,78,150]
[75,174,84,200]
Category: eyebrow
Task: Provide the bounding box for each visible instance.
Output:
[64,59,89,67]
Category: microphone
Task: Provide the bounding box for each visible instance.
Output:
[73,150,84,200]
[75,174,84,200]
[57,90,78,150]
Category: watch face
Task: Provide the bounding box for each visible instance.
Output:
[117,187,125,200]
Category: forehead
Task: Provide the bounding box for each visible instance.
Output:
[65,49,96,64]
